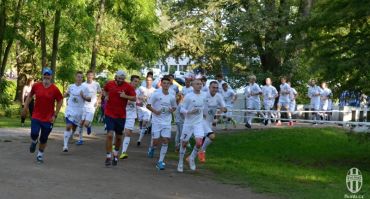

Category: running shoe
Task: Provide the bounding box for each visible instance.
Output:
[147,147,154,158]
[137,141,141,146]
[288,121,294,126]
[119,153,128,159]
[105,157,111,166]
[264,119,268,126]
[36,155,43,164]
[76,140,84,145]
[112,156,118,166]
[177,163,184,173]
[62,147,68,152]
[245,122,251,129]
[198,151,206,163]
[29,141,38,153]
[231,119,237,128]
[275,121,282,126]
[87,126,92,135]
[156,161,166,170]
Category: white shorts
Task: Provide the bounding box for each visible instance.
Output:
[151,123,171,139]
[138,107,151,121]
[124,118,136,130]
[181,122,204,141]
[247,101,261,110]
[310,102,320,110]
[263,101,274,110]
[202,119,213,134]
[65,112,82,126]
[82,107,95,122]
[278,101,290,108]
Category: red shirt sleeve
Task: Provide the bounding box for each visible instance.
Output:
[125,83,136,97]
[53,85,63,101]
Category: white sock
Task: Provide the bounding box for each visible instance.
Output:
[190,146,199,160]
[201,137,213,152]
[79,125,83,134]
[121,137,130,153]
[63,130,72,148]
[106,153,112,158]
[79,130,83,141]
[159,144,168,162]
[113,150,119,157]
[138,128,145,142]
[179,146,186,165]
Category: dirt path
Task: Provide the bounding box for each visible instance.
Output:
[0,127,275,199]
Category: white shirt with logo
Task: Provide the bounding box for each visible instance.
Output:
[308,85,322,105]
[262,85,278,105]
[203,92,226,123]
[66,84,90,115]
[279,83,291,103]
[221,88,235,107]
[181,86,193,96]
[181,92,206,125]
[148,91,177,125]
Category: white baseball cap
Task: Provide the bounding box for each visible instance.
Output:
[115,70,126,78]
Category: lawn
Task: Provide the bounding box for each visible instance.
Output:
[203,127,370,199]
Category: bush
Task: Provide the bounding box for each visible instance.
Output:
[0,79,14,108]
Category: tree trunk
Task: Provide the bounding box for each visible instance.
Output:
[90,0,106,71]
[40,19,47,69]
[1,0,23,79]
[0,0,7,80]
[299,0,314,18]
[50,9,61,79]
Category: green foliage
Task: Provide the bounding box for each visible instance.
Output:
[0,79,16,108]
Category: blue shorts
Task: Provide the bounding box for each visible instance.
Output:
[105,116,125,135]
[31,119,53,144]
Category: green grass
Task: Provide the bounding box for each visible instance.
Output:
[203,128,370,199]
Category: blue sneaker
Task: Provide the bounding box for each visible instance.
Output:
[156,161,166,170]
[147,147,154,158]
[87,126,92,135]
[76,140,84,145]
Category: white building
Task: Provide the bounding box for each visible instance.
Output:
[154,56,195,73]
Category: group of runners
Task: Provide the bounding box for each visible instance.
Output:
[22,68,332,172]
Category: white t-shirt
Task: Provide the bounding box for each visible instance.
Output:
[221,88,235,107]
[245,83,261,103]
[66,84,90,115]
[148,91,177,125]
[308,85,322,105]
[137,86,156,107]
[290,87,298,102]
[204,92,226,123]
[217,80,226,93]
[262,85,278,103]
[82,81,101,112]
[181,92,206,125]
[170,84,179,94]
[201,85,209,93]
[279,83,291,103]
[181,86,193,96]
[126,89,139,119]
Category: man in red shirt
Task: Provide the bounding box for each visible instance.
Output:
[103,70,136,166]
[22,68,63,163]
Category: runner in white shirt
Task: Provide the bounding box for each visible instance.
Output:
[177,78,206,172]
[307,79,322,124]
[288,82,298,115]
[77,70,102,145]
[63,71,91,152]
[174,93,185,152]
[136,76,156,146]
[119,75,140,159]
[201,76,209,93]
[221,82,237,129]
[146,76,177,170]
[320,82,332,120]
[245,75,263,128]
[181,74,194,96]
[276,76,293,126]
[261,78,278,125]
[197,81,227,163]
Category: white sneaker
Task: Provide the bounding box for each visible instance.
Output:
[177,163,184,173]
[62,147,68,152]
[189,157,196,171]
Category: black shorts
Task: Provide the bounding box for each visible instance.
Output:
[105,116,125,135]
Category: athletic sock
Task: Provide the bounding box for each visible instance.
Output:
[113,150,119,157]
[63,130,72,148]
[190,146,199,160]
[159,144,168,162]
[121,137,130,153]
[37,150,44,157]
[106,153,112,158]
[78,130,83,141]
[138,128,145,142]
[201,137,213,152]
[179,146,186,165]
